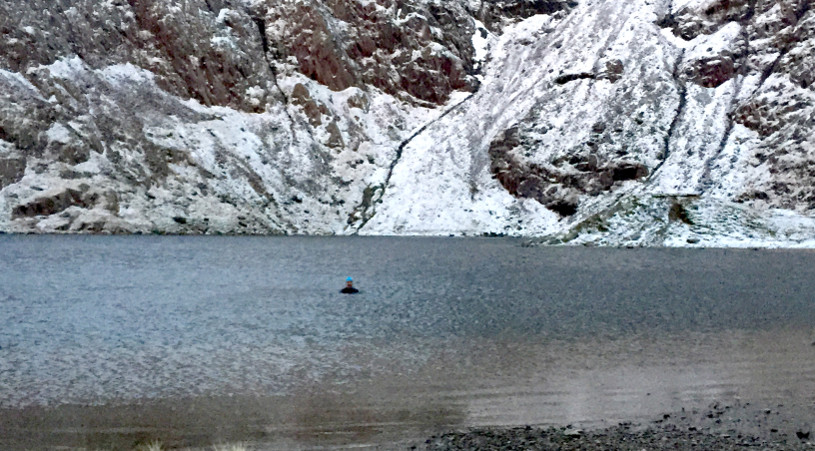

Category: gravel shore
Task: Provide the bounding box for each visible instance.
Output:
[2,398,814,449]
[417,401,815,450]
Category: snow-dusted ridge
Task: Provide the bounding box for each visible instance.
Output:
[0,0,813,246]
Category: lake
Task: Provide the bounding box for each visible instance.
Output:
[1,236,814,449]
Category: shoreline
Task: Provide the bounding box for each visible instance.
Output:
[3,398,814,450]
[421,408,815,450]
[2,232,815,249]
[418,400,815,450]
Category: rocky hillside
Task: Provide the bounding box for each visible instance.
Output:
[0,0,813,245]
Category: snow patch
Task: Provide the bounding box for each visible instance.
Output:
[46,123,72,144]
[685,21,741,59]
[1,68,43,98]
[100,63,155,84]
[210,36,237,49]
[43,55,88,79]
[215,8,234,24]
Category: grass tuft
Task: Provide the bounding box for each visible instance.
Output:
[135,440,163,451]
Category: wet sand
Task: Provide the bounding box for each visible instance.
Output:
[3,328,814,450]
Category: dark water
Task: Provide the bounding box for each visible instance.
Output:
[1,236,815,449]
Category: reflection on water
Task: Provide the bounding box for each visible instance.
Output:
[3,328,812,449]
[1,237,815,448]
[454,328,815,428]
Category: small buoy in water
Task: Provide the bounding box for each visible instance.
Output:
[340,276,359,294]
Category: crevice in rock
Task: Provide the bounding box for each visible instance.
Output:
[656,0,676,30]
[733,1,812,138]
[650,49,687,181]
[350,92,478,232]
[726,0,810,140]
[251,15,286,103]
[697,3,755,191]
[203,0,219,15]
[741,0,758,22]
[386,93,477,187]
[248,13,298,133]
[753,0,810,92]
[554,72,596,84]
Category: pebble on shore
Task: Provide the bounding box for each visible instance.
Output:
[417,403,815,451]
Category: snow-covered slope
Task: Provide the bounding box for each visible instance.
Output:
[1,0,813,245]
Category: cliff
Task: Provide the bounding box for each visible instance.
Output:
[1,0,813,245]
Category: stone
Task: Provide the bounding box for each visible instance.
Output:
[683,54,736,88]
[11,188,94,219]
[0,157,26,190]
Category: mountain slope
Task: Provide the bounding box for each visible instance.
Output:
[0,0,813,245]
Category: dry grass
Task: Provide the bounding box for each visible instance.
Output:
[212,443,250,451]
[134,441,163,451]
[130,441,250,451]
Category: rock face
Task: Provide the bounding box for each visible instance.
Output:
[0,0,813,245]
[262,0,479,104]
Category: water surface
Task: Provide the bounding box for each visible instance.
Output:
[1,236,814,448]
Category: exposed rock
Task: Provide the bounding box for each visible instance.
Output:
[683,53,736,88]
[489,126,648,216]
[11,188,95,218]
[346,91,370,111]
[661,0,752,41]
[0,0,813,243]
[601,59,625,83]
[266,2,358,92]
[0,0,275,113]
[0,157,25,189]
[325,120,345,149]
[263,0,478,105]
[103,191,119,215]
[290,83,328,126]
[472,0,578,32]
[669,201,694,225]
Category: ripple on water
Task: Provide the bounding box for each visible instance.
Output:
[1,237,815,447]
